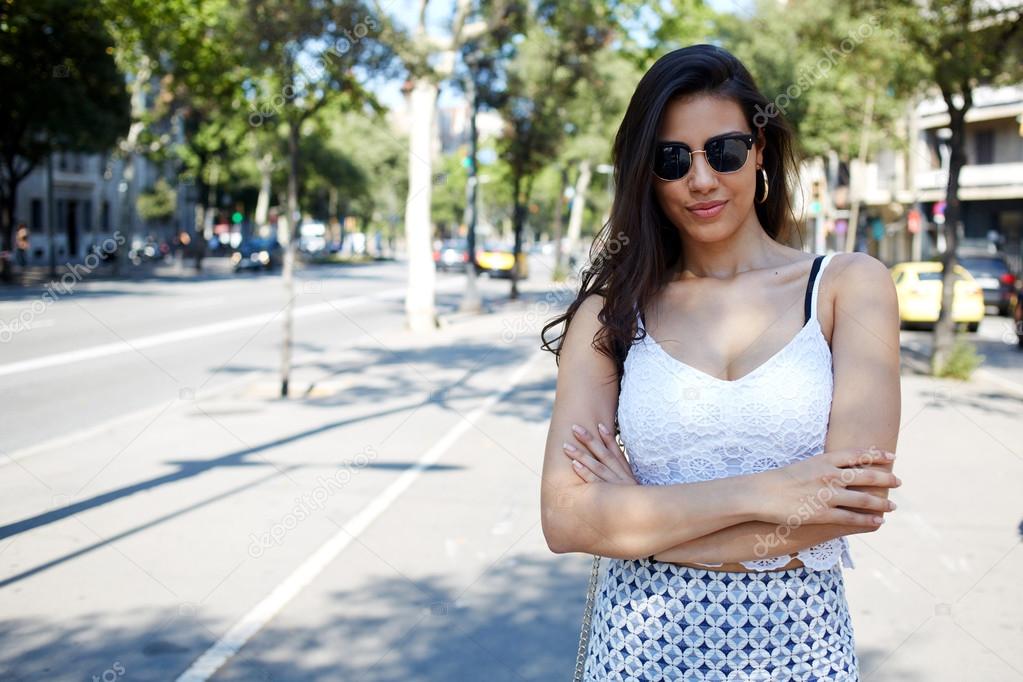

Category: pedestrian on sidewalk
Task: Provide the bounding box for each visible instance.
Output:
[15,223,29,270]
[539,44,903,681]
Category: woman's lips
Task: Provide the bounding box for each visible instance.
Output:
[687,200,727,219]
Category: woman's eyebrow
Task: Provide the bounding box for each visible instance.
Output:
[657,129,749,145]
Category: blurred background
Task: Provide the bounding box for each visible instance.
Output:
[1,0,1022,680]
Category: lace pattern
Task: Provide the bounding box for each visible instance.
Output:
[615,252,854,572]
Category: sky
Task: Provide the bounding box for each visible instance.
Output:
[370,0,754,113]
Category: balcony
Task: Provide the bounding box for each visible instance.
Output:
[915,162,1023,201]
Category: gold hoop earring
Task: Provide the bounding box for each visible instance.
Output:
[757,167,769,204]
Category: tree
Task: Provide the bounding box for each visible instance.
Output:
[718,0,922,257]
[239,0,394,396]
[372,0,518,330]
[494,0,616,298]
[552,46,647,279]
[0,0,130,279]
[865,0,1023,372]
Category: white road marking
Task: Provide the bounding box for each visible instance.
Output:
[0,281,462,378]
[174,351,542,682]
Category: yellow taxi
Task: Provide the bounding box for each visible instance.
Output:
[475,242,529,279]
[890,260,985,332]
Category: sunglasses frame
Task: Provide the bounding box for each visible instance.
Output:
[652,132,756,182]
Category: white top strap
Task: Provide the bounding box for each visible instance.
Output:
[809,252,835,323]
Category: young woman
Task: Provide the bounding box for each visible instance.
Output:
[539,44,902,680]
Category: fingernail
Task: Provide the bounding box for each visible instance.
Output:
[885,451,896,460]
[895,476,903,486]
[874,516,885,524]
[889,500,898,510]
[572,459,582,468]
[563,441,577,453]
[571,424,586,436]
[597,422,610,436]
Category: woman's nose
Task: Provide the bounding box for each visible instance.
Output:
[687,153,718,192]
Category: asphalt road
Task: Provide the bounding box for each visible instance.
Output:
[1,256,1021,681]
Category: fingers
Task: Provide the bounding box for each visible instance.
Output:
[842,468,902,489]
[568,448,619,482]
[568,456,599,482]
[596,422,636,478]
[835,489,897,513]
[824,507,887,527]
[833,446,896,468]
[570,423,632,481]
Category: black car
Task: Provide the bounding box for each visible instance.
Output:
[955,252,1017,316]
[233,237,283,271]
[433,238,470,272]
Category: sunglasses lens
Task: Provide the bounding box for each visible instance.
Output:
[708,137,749,173]
[654,144,690,180]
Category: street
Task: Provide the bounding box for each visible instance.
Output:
[2,258,1022,681]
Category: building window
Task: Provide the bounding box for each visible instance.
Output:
[31,198,43,230]
[83,200,93,230]
[101,200,110,230]
[974,129,994,164]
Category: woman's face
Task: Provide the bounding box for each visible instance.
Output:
[652,94,764,243]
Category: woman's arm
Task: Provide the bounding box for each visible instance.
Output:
[541,293,767,560]
[653,252,903,566]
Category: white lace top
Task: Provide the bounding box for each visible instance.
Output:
[616,252,855,571]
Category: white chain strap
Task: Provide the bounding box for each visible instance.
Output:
[572,554,602,681]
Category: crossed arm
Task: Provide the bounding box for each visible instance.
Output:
[542,253,902,565]
[649,254,902,565]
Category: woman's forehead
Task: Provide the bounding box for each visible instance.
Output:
[657,94,747,143]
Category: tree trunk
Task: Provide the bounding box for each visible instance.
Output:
[551,165,568,280]
[280,118,300,397]
[460,75,481,313]
[404,77,439,331]
[510,173,531,300]
[255,152,273,230]
[931,95,968,374]
[845,90,875,254]
[1,178,16,282]
[565,159,592,268]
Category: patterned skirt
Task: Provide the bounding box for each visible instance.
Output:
[582,557,859,681]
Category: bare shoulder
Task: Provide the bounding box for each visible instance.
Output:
[829,252,897,310]
[827,252,900,353]
[562,292,607,355]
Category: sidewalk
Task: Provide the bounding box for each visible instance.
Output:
[2,256,238,289]
[2,281,1020,681]
[0,278,573,681]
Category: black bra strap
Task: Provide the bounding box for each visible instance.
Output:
[803,255,825,325]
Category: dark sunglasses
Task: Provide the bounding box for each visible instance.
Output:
[652,132,755,181]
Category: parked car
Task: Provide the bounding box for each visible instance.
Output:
[1013,288,1022,348]
[891,261,985,332]
[299,222,328,254]
[476,242,529,279]
[433,238,470,272]
[232,237,283,271]
[941,252,1017,316]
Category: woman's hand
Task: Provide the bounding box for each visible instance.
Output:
[561,422,638,485]
[755,446,901,527]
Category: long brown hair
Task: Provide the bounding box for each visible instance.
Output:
[540,44,802,388]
